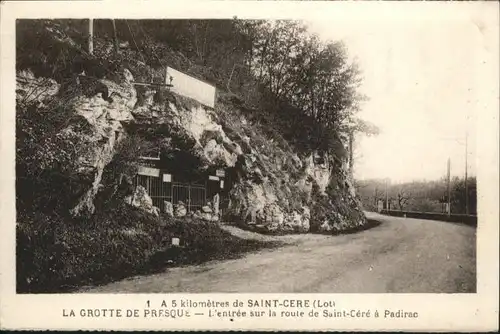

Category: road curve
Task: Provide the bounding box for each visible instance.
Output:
[81,212,476,293]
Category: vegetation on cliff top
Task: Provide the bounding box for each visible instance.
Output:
[17,19,370,155]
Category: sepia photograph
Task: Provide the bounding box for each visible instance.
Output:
[1,0,499,331]
[14,17,479,294]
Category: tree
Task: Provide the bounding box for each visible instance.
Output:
[248,21,364,131]
[451,176,477,215]
[345,117,380,176]
[354,176,476,214]
[396,188,411,211]
[373,187,385,206]
[90,19,370,159]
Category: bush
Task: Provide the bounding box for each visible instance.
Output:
[16,203,274,293]
[150,217,276,266]
[16,205,163,293]
[16,97,96,213]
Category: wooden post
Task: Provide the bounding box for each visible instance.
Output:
[88,18,94,55]
[111,19,119,54]
[226,64,237,92]
[447,158,451,216]
[385,178,389,211]
[465,132,469,215]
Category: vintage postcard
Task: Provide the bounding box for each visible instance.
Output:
[0,0,498,331]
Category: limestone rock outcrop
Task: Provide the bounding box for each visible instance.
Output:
[124,186,160,217]
[16,23,366,233]
[174,202,187,217]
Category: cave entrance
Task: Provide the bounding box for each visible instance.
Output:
[135,173,208,213]
[133,151,228,215]
[172,182,206,212]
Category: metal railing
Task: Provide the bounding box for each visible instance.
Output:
[172,182,207,213]
[134,175,207,213]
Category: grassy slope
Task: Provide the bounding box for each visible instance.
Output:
[17,202,279,293]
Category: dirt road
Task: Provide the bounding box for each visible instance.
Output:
[82,212,476,293]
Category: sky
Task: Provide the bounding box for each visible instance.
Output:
[307,12,497,183]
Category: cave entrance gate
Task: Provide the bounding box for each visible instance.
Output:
[171,182,206,213]
[134,164,226,214]
[134,174,207,213]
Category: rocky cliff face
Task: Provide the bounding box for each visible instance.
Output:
[17,66,366,233]
[16,25,366,234]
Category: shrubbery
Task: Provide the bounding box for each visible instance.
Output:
[16,98,95,214]
[17,203,165,293]
[17,203,275,293]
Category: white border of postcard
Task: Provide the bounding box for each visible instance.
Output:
[1,1,499,331]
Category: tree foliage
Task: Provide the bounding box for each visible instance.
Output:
[17,19,372,167]
[247,20,364,134]
[100,19,368,154]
